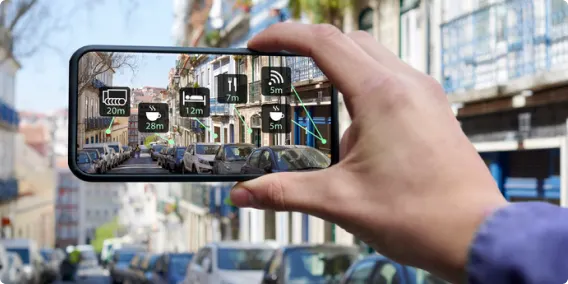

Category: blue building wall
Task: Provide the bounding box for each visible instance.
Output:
[441,0,568,94]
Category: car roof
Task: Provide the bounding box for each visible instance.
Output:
[84,143,108,147]
[206,241,279,249]
[223,143,255,147]
[255,145,311,151]
[279,243,358,252]
[195,143,220,146]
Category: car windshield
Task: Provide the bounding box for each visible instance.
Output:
[108,145,120,152]
[89,147,105,155]
[122,146,129,151]
[117,252,136,263]
[170,254,193,276]
[153,145,165,151]
[7,248,30,264]
[284,247,357,284]
[85,150,99,160]
[196,145,220,155]
[77,153,91,164]
[225,146,254,161]
[40,250,52,261]
[274,148,331,171]
[176,148,187,157]
[217,248,273,271]
[81,250,97,260]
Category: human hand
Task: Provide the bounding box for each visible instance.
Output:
[230,23,508,283]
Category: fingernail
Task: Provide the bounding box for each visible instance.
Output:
[231,187,260,208]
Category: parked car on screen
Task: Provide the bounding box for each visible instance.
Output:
[241,145,331,174]
[0,239,43,284]
[150,144,166,161]
[151,252,194,284]
[106,142,125,163]
[212,143,256,174]
[39,248,65,283]
[261,243,359,284]
[0,243,11,283]
[76,151,97,173]
[164,146,186,173]
[110,249,142,284]
[83,144,113,171]
[82,148,107,173]
[122,146,132,160]
[339,254,449,284]
[182,143,221,174]
[185,241,277,284]
[122,252,153,284]
[158,147,173,168]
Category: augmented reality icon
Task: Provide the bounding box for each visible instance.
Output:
[146,105,161,121]
[269,105,285,122]
[268,70,284,86]
[102,89,128,106]
[182,90,207,106]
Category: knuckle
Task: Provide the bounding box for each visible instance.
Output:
[363,74,411,112]
[311,24,342,41]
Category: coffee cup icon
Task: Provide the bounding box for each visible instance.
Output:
[146,112,161,121]
[269,112,285,121]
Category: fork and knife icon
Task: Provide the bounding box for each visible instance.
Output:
[227,77,238,92]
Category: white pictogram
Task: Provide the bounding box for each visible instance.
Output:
[102,89,128,106]
[268,70,284,86]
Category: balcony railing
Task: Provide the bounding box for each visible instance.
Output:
[289,91,332,105]
[286,57,326,83]
[249,81,261,103]
[180,117,203,133]
[210,99,231,116]
[84,117,113,131]
[441,0,568,94]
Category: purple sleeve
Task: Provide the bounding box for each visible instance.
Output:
[467,202,568,283]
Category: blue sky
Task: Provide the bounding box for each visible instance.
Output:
[15,0,177,112]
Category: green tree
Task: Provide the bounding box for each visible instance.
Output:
[91,217,121,253]
[288,0,355,28]
[144,134,159,148]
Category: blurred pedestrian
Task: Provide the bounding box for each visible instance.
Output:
[134,144,141,159]
[229,23,567,284]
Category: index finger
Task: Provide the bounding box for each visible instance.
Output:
[248,22,393,116]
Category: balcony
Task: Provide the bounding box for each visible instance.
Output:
[249,81,261,104]
[84,117,113,131]
[180,117,203,133]
[441,0,568,95]
[0,179,18,203]
[210,98,231,116]
[286,57,326,84]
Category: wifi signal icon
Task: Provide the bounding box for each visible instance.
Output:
[268,70,284,86]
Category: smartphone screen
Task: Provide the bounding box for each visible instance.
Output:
[71,49,337,180]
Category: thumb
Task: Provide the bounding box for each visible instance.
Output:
[230,168,339,214]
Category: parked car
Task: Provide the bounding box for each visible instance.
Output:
[39,248,65,283]
[182,143,221,174]
[340,254,449,284]
[241,145,331,174]
[150,144,166,161]
[122,146,132,160]
[82,148,107,173]
[110,249,142,284]
[151,252,193,284]
[185,241,277,284]
[165,146,187,173]
[261,244,359,284]
[107,142,125,163]
[108,147,120,167]
[0,239,43,284]
[76,245,99,269]
[122,252,149,284]
[83,144,113,171]
[0,243,12,283]
[4,252,23,284]
[212,143,256,174]
[157,147,172,168]
[76,151,97,173]
[124,253,159,284]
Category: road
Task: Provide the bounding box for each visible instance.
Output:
[107,153,170,174]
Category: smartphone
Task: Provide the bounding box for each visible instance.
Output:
[68,45,339,182]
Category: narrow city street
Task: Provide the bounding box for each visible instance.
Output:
[107,153,170,174]
[55,267,110,284]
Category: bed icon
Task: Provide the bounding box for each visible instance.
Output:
[182,90,207,106]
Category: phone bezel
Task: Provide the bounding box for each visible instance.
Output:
[69,45,339,182]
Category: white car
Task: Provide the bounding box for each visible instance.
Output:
[0,243,11,283]
[182,143,221,174]
[106,142,124,164]
[0,239,42,284]
[184,241,277,284]
[83,143,114,171]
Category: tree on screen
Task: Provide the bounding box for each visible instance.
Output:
[288,0,357,28]
[77,52,138,95]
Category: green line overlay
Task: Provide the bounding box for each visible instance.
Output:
[291,86,324,141]
[193,118,218,139]
[291,120,326,144]
[233,106,253,134]
[105,117,115,134]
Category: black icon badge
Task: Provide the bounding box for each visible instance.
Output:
[261,67,291,96]
[262,104,291,133]
[217,74,248,104]
[99,87,131,117]
[138,103,169,133]
[179,87,210,117]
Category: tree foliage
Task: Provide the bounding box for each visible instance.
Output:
[288,0,356,28]
[91,217,121,253]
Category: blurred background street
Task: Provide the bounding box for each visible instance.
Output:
[1,0,568,283]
